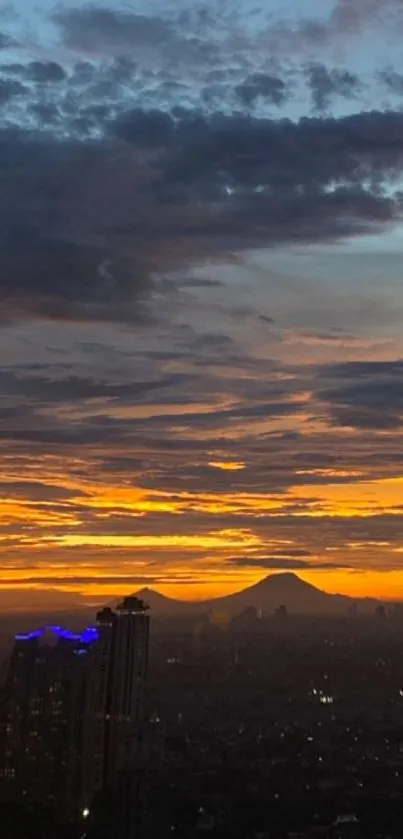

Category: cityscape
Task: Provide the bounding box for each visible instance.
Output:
[2,576,403,838]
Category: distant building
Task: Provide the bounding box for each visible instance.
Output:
[329,814,362,838]
[230,606,260,633]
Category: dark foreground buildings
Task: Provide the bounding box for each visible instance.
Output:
[0,596,151,838]
[3,606,403,838]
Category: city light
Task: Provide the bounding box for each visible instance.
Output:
[312,688,334,705]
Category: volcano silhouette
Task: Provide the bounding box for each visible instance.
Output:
[132,573,376,617]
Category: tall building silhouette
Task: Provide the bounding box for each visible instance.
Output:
[83,596,150,838]
[82,607,116,802]
[107,596,149,782]
[0,625,96,818]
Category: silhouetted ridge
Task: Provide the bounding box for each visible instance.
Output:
[248,572,319,591]
[131,573,378,617]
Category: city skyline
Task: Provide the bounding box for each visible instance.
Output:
[1,0,403,608]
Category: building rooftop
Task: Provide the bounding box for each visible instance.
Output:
[116,595,149,614]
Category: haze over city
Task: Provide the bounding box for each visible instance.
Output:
[2,0,403,610]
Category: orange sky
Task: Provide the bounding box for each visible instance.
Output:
[2,458,403,606]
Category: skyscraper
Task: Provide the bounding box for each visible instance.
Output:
[82,607,117,803]
[83,596,150,838]
[0,625,96,819]
[107,596,149,784]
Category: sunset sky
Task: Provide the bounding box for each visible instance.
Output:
[1,0,403,610]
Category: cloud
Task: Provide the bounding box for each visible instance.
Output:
[0,587,89,612]
[51,1,403,66]
[0,78,27,102]
[0,219,153,324]
[53,7,176,55]
[271,549,312,557]
[0,575,170,587]
[321,360,403,378]
[328,0,378,35]
[0,481,87,501]
[235,73,289,107]
[305,63,361,111]
[323,380,403,430]
[1,106,403,324]
[318,360,403,429]
[378,68,403,96]
[285,0,403,50]
[28,61,66,83]
[0,30,15,48]
[227,556,349,570]
[0,367,185,404]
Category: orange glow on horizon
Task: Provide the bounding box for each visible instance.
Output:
[1,461,403,606]
[5,569,403,604]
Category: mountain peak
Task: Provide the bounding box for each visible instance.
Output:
[256,572,315,589]
[135,587,169,599]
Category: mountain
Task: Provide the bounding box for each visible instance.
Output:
[133,573,377,617]
[210,573,353,616]
[133,587,193,614]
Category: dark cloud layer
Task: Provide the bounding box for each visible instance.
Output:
[0,107,403,324]
[324,380,403,430]
[0,366,190,404]
[319,360,403,429]
[0,481,87,501]
[0,77,26,102]
[322,360,403,379]
[227,557,350,570]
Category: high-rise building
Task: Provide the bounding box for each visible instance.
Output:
[107,596,149,784]
[83,598,149,800]
[0,625,97,819]
[83,596,150,838]
[82,607,117,803]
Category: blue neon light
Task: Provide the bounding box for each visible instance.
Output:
[80,627,99,644]
[15,625,99,644]
[15,629,44,641]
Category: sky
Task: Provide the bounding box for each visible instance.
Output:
[1,0,403,610]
